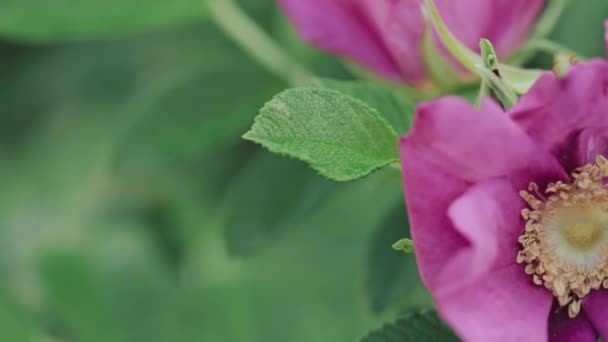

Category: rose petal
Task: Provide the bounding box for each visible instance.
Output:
[400,139,469,292]
[403,97,566,189]
[280,0,543,84]
[437,180,552,342]
[278,0,400,79]
[483,0,544,58]
[356,0,427,83]
[400,97,566,292]
[442,179,524,294]
[438,263,552,342]
[558,127,608,172]
[510,60,608,161]
[549,308,598,342]
[582,290,608,339]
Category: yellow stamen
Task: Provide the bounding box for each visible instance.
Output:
[518,156,608,318]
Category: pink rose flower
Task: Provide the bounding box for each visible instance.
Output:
[278,0,544,87]
[400,57,608,341]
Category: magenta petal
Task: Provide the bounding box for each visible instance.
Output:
[404,97,566,189]
[280,0,543,84]
[431,0,543,58]
[483,0,544,57]
[510,60,608,158]
[278,0,400,80]
[402,173,555,342]
[582,290,608,339]
[436,265,553,342]
[356,0,427,83]
[576,127,608,165]
[549,308,597,342]
[439,180,552,341]
[441,179,524,294]
[400,97,566,292]
[438,263,552,342]
[400,139,469,293]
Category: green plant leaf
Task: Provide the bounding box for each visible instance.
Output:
[549,0,608,58]
[0,22,285,321]
[190,169,406,342]
[367,202,430,314]
[244,88,400,182]
[361,310,458,342]
[318,79,414,135]
[0,299,31,342]
[39,224,181,342]
[392,239,415,254]
[0,0,207,42]
[222,152,336,256]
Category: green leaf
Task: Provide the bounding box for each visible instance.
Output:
[112,48,284,177]
[392,239,414,254]
[0,22,283,177]
[39,224,181,342]
[0,0,207,42]
[223,152,336,256]
[0,299,32,342]
[244,88,400,182]
[0,22,284,321]
[549,0,608,58]
[318,79,414,135]
[367,202,430,314]
[361,310,458,342]
[191,169,406,342]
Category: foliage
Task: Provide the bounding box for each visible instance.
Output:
[361,310,458,342]
[245,87,400,182]
[0,0,605,341]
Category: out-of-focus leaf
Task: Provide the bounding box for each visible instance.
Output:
[0,298,31,342]
[0,22,283,191]
[0,23,276,156]
[0,21,283,319]
[113,54,283,177]
[366,202,431,314]
[0,0,208,42]
[550,0,608,58]
[223,151,335,256]
[184,168,405,342]
[361,310,458,342]
[39,224,181,342]
[244,88,400,182]
[319,79,414,135]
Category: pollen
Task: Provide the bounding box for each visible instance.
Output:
[517,156,608,318]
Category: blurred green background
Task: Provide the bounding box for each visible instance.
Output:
[0,1,607,341]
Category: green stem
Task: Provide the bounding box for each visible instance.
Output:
[423,0,479,73]
[531,0,572,39]
[207,0,314,87]
[521,39,586,60]
[509,0,572,65]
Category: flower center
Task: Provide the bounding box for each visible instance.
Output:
[517,156,608,318]
[555,207,604,250]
